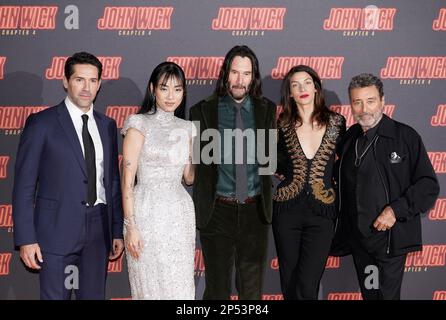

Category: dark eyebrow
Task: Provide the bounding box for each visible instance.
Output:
[74,76,98,80]
[291,77,312,82]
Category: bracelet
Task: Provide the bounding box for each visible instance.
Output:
[123,216,137,227]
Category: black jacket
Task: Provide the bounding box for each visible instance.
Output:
[189,94,277,229]
[274,113,346,220]
[331,115,440,256]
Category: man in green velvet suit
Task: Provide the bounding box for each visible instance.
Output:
[190,45,276,299]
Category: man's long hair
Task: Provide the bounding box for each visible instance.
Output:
[214,45,262,99]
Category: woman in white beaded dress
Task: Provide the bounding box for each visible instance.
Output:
[121,62,196,299]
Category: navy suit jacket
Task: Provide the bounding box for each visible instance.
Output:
[12,101,123,255]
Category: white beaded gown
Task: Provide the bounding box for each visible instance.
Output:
[121,109,196,300]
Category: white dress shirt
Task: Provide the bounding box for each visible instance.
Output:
[65,97,106,205]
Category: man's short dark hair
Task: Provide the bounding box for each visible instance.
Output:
[64,52,102,80]
[348,73,384,99]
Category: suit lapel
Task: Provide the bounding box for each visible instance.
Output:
[252,98,270,165]
[94,111,110,184]
[341,124,361,157]
[252,97,267,130]
[200,96,218,130]
[56,102,87,177]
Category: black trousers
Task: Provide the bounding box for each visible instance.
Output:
[272,205,334,300]
[350,236,407,300]
[199,199,269,300]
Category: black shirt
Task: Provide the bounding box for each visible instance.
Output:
[341,119,388,253]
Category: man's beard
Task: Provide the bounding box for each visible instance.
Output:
[228,85,249,101]
[356,109,383,130]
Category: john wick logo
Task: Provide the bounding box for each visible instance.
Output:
[194,249,205,277]
[262,294,283,300]
[325,256,340,269]
[428,152,446,174]
[0,204,13,228]
[380,56,446,85]
[0,56,5,79]
[0,6,57,35]
[0,253,12,275]
[271,57,344,80]
[97,6,173,36]
[433,291,446,300]
[431,104,446,126]
[433,8,446,31]
[330,105,396,128]
[429,199,446,220]
[0,156,9,179]
[45,56,122,80]
[0,106,48,135]
[211,7,286,36]
[323,6,396,37]
[405,245,446,272]
[327,292,362,300]
[230,294,283,300]
[106,106,139,129]
[166,56,224,85]
[271,256,340,269]
[108,254,123,273]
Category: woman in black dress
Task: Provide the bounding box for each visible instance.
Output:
[273,65,345,299]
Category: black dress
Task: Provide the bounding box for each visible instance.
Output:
[272,112,345,300]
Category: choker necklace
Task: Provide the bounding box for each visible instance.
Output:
[354,135,378,167]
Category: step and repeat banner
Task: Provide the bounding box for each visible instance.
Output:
[0,0,445,300]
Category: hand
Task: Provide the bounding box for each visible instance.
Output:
[373,206,396,231]
[20,243,43,270]
[274,173,285,181]
[109,239,125,260]
[124,227,144,260]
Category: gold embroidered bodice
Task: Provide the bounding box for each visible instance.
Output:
[274,113,345,206]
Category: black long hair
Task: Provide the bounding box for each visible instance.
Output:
[138,61,187,119]
[278,65,334,128]
[214,45,262,99]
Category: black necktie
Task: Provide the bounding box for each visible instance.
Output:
[81,114,97,206]
[234,104,248,203]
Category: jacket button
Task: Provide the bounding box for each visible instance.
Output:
[83,180,88,184]
[81,201,86,205]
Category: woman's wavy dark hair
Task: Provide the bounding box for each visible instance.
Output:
[138,61,186,119]
[278,65,334,128]
[214,45,262,99]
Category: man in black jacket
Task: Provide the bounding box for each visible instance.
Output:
[331,73,439,299]
[190,45,276,299]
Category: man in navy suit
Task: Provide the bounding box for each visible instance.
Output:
[12,52,124,299]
